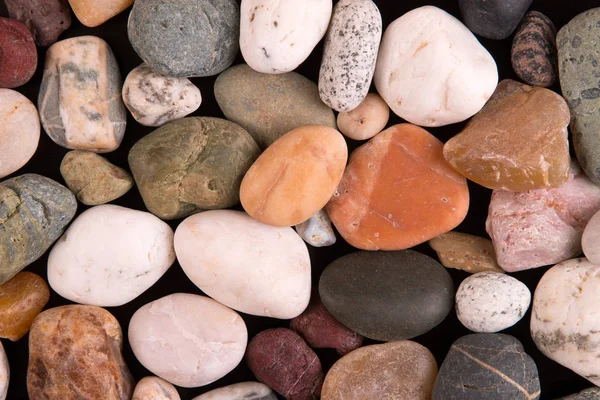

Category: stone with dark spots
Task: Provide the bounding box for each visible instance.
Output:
[0,18,37,88]
[192,382,277,400]
[558,387,600,399]
[5,0,71,47]
[459,0,533,40]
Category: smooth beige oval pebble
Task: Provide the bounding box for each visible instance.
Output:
[337,93,389,140]
[132,376,180,400]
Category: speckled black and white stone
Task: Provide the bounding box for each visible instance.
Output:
[559,387,600,399]
[456,272,531,333]
[192,382,277,400]
[318,0,381,112]
[295,209,336,247]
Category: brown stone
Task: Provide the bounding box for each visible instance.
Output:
[428,232,504,274]
[69,0,134,27]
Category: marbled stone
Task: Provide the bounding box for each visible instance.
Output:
[192,382,277,400]
[123,63,202,127]
[27,305,134,399]
[0,18,37,88]
[319,251,454,341]
[128,0,239,77]
[129,117,260,220]
[0,343,7,400]
[5,0,71,46]
[0,174,76,284]
[129,293,247,388]
[69,0,133,27]
[428,232,504,274]
[582,210,600,265]
[559,388,600,400]
[295,209,336,247]
[39,36,127,153]
[459,0,533,40]
[214,64,337,149]
[433,334,540,399]
[321,341,437,400]
[336,93,389,141]
[132,377,180,400]
[318,0,381,112]
[327,124,469,251]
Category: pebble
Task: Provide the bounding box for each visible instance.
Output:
[0,89,40,179]
[321,341,437,400]
[123,63,202,127]
[295,209,336,247]
[0,18,37,88]
[486,161,600,272]
[374,6,498,127]
[48,205,175,307]
[240,125,347,227]
[129,293,247,388]
[582,210,600,265]
[0,343,7,400]
[318,0,381,112]
[132,377,180,400]
[559,388,600,400]
[458,0,533,40]
[39,36,127,153]
[444,79,571,191]
[128,0,239,77]
[319,251,454,341]
[60,150,133,205]
[128,117,260,220]
[175,210,311,319]
[512,11,558,88]
[214,64,337,149]
[27,305,134,399]
[0,174,76,284]
[240,0,331,74]
[5,0,71,46]
[246,328,323,400]
[327,124,469,251]
[69,0,133,27]
[192,382,277,400]
[0,272,49,341]
[428,231,504,274]
[336,93,389,141]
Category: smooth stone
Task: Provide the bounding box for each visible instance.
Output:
[0,343,7,400]
[128,0,239,77]
[433,334,540,399]
[214,64,337,149]
[132,377,180,400]
[39,36,127,153]
[0,174,76,284]
[459,0,532,40]
[175,210,311,319]
[512,11,558,87]
[486,162,600,272]
[128,117,260,220]
[582,210,600,265]
[0,89,40,179]
[246,328,323,400]
[5,0,71,47]
[336,93,389,141]
[192,382,277,400]
[0,18,37,88]
[559,388,600,400]
[444,79,570,191]
[318,0,381,112]
[0,272,49,341]
[123,63,202,127]
[48,205,175,307]
[240,125,347,227]
[327,124,469,251]
[319,251,454,341]
[295,209,336,247]
[428,231,504,274]
[321,341,437,400]
[374,6,498,127]
[60,150,133,205]
[27,305,134,399]
[69,0,133,27]
[240,0,331,74]
[129,293,247,388]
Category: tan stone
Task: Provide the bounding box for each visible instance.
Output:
[69,0,134,27]
[132,377,180,400]
[337,93,389,141]
[429,232,504,274]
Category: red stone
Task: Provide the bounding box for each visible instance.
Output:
[0,18,37,88]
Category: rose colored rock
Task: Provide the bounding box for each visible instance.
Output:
[132,377,180,400]
[0,343,7,400]
[321,341,437,400]
[336,93,389,141]
[5,0,72,47]
[0,18,37,88]
[327,123,469,251]
[428,231,504,274]
[27,305,134,399]
[241,125,348,227]
[69,0,134,27]
[193,382,277,400]
[583,210,600,265]
[486,161,600,272]
[444,79,571,191]
[247,328,323,400]
[0,272,49,341]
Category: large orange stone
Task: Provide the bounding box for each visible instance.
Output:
[327,124,469,251]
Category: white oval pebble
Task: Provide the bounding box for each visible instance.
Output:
[582,209,600,265]
[192,382,277,400]
[336,93,389,140]
[132,376,180,400]
[175,210,311,319]
[374,6,498,127]
[48,204,175,307]
[0,342,7,400]
[295,209,336,247]
[129,293,247,388]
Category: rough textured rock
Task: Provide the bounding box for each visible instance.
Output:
[582,210,600,265]
[69,0,133,27]
[0,174,76,284]
[295,209,336,247]
[327,124,469,251]
[27,305,134,400]
[0,343,7,400]
[559,388,600,399]
[129,117,260,220]
[192,382,277,400]
[433,334,541,399]
[132,377,180,400]
[214,64,337,149]
[459,0,533,40]
[5,0,71,46]
[0,18,37,88]
[336,93,389,141]
[428,232,504,274]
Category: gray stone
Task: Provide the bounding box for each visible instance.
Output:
[558,388,600,399]
[459,0,533,40]
[192,382,277,400]
[295,209,336,247]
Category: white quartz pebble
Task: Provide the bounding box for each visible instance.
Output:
[132,376,180,400]
[192,382,276,400]
[0,342,7,400]
[295,209,336,247]
[582,210,600,265]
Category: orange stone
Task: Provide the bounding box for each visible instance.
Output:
[240,125,348,227]
[68,0,134,28]
[326,123,469,251]
[0,272,49,341]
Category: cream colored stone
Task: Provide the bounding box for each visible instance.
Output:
[132,377,180,400]
[192,382,276,400]
[336,93,389,140]
[0,342,7,400]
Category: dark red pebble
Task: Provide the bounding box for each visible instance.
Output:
[5,0,72,47]
[0,18,37,88]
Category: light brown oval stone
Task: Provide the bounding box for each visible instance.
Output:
[69,0,134,27]
[132,377,180,400]
[429,231,504,274]
[337,93,389,141]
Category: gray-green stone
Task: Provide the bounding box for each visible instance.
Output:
[558,387,600,399]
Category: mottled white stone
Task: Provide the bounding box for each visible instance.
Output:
[129,293,247,388]
[295,209,336,247]
[193,382,277,400]
[48,204,175,307]
[0,342,7,400]
[374,6,498,127]
[174,210,311,319]
[582,210,600,265]
[336,93,389,140]
[132,376,180,400]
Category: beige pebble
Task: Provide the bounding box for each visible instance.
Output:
[132,376,180,400]
[429,231,504,274]
[336,93,389,140]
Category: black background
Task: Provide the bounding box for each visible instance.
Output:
[0,0,596,399]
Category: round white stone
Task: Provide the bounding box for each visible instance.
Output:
[240,0,332,74]
[174,210,311,319]
[374,6,498,127]
[48,204,175,307]
[192,382,276,400]
[132,376,180,400]
[582,210,600,265]
[456,272,530,333]
[129,293,247,388]
[0,342,8,400]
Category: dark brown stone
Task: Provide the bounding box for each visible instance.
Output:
[5,0,72,47]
